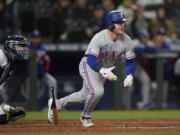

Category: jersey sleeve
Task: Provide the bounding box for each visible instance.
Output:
[85,33,102,57]
[124,37,136,60]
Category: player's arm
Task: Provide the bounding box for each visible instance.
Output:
[135,46,158,54]
[124,58,135,88]
[45,53,50,71]
[124,36,136,87]
[86,33,117,81]
[87,55,117,81]
[134,47,146,54]
[85,34,101,72]
[87,55,100,72]
[126,58,135,76]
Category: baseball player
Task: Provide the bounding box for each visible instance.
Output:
[133,29,157,110]
[48,10,136,127]
[0,36,29,124]
[29,30,57,107]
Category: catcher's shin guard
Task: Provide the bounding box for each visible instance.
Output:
[8,107,26,121]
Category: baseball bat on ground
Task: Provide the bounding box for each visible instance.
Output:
[51,87,58,125]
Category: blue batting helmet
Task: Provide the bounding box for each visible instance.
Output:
[106,10,127,30]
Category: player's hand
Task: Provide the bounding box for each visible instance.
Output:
[99,66,117,81]
[124,74,133,87]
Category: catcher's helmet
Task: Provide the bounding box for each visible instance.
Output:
[106,10,127,30]
[4,35,29,60]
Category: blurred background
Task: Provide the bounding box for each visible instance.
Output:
[0,0,180,111]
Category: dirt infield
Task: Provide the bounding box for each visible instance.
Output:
[0,120,180,133]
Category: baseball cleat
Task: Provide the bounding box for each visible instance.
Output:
[48,98,54,123]
[8,107,26,121]
[80,116,94,127]
[137,102,150,110]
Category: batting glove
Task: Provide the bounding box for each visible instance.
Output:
[99,66,117,81]
[124,74,133,87]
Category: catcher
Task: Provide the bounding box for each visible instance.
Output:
[0,35,29,124]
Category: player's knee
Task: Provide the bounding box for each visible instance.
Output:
[93,90,104,99]
[49,77,57,87]
[0,114,8,125]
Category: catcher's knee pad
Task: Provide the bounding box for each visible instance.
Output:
[0,114,8,125]
[8,107,26,121]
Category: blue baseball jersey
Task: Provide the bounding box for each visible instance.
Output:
[29,43,47,78]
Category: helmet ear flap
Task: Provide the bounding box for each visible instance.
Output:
[108,23,114,31]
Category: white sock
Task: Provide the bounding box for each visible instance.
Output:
[0,106,5,115]
[56,99,62,110]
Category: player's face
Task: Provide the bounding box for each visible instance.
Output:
[15,45,27,51]
[155,35,164,42]
[15,45,29,60]
[30,37,41,47]
[155,35,164,46]
[141,37,149,44]
[113,22,125,35]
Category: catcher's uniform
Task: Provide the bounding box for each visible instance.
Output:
[0,47,25,124]
[0,50,25,124]
[0,35,29,124]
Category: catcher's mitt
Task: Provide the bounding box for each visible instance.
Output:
[8,107,26,121]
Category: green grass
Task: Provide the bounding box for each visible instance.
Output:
[21,110,180,121]
[0,132,180,135]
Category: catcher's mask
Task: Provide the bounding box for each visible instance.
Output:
[4,35,29,60]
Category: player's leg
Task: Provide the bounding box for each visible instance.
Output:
[47,80,89,123]
[123,87,132,109]
[0,94,8,124]
[58,60,104,127]
[56,80,89,110]
[80,62,104,127]
[0,106,8,124]
[54,59,104,111]
[0,94,25,124]
[48,60,104,127]
[42,73,57,98]
[162,81,168,109]
[48,59,91,123]
[137,67,151,110]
